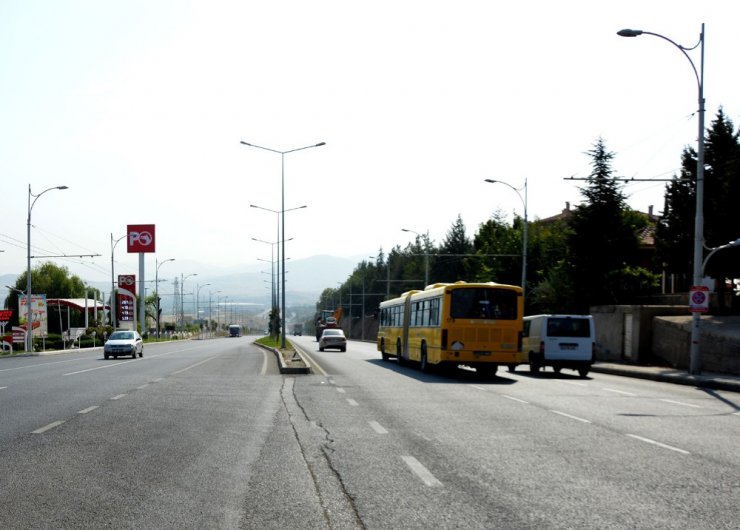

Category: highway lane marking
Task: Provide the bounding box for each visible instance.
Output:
[550,410,592,423]
[261,350,268,375]
[502,394,530,404]
[604,388,637,396]
[78,406,99,414]
[369,421,388,434]
[347,398,359,406]
[0,386,7,390]
[659,399,702,409]
[471,385,487,391]
[559,381,588,387]
[64,360,136,375]
[1,356,90,372]
[336,387,346,393]
[298,349,328,376]
[111,394,127,400]
[626,434,690,455]
[152,377,164,383]
[32,420,64,434]
[172,356,217,375]
[137,383,149,389]
[401,456,442,487]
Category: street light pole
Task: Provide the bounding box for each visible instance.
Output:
[241,140,325,348]
[618,24,705,374]
[484,178,528,301]
[110,233,126,330]
[180,273,197,332]
[26,184,68,352]
[401,228,430,287]
[196,283,211,337]
[155,258,174,339]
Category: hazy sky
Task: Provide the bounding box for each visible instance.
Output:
[1,1,738,289]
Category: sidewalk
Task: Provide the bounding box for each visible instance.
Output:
[591,362,740,393]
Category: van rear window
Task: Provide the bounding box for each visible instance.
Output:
[546,318,591,337]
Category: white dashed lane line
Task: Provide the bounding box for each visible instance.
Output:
[502,394,529,404]
[78,406,99,414]
[550,410,592,424]
[368,421,388,434]
[626,434,690,455]
[402,455,442,487]
[603,387,637,396]
[346,398,359,407]
[659,399,702,409]
[31,421,65,434]
[110,394,127,400]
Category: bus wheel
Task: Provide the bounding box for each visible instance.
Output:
[396,340,405,366]
[507,364,516,373]
[380,339,389,361]
[420,345,430,373]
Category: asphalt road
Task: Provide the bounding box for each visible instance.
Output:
[1,336,738,529]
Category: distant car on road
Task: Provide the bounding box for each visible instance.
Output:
[104,330,143,359]
[319,329,347,352]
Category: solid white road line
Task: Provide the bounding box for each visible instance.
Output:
[78,406,99,414]
[502,394,530,404]
[603,387,637,396]
[626,434,690,455]
[550,410,592,423]
[368,421,388,434]
[659,399,702,409]
[401,455,442,487]
[32,420,64,434]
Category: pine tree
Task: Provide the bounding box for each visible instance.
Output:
[567,138,641,310]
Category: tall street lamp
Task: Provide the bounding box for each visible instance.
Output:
[110,233,126,330]
[180,273,197,332]
[156,258,175,339]
[618,24,705,374]
[241,140,325,348]
[250,204,306,330]
[26,184,68,352]
[196,283,211,337]
[401,228,430,287]
[484,178,528,301]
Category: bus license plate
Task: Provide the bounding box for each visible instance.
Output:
[474,351,491,356]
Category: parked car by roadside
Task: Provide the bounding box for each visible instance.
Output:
[104,330,143,359]
[319,328,347,352]
[521,314,594,377]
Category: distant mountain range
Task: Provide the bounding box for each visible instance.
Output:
[1,254,359,314]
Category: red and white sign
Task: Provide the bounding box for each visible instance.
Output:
[0,309,12,322]
[127,224,156,253]
[689,285,709,313]
[118,274,136,297]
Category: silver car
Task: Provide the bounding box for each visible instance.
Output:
[319,329,347,352]
[104,330,143,359]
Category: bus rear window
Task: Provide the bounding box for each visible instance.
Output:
[450,288,517,320]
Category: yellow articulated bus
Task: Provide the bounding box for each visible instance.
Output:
[377,281,524,376]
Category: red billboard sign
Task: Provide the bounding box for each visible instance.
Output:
[127,224,156,253]
[118,274,136,297]
[0,309,12,322]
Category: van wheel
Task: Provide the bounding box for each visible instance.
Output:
[529,354,541,374]
[553,366,562,374]
[578,367,590,378]
[507,364,516,373]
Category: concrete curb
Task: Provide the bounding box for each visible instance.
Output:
[590,363,740,393]
[255,342,312,374]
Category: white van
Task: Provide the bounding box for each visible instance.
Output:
[522,314,595,377]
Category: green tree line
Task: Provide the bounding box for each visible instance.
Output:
[317,108,740,317]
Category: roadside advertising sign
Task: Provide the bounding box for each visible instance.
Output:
[127,224,156,253]
[18,294,48,338]
[689,285,709,313]
[118,294,134,321]
[118,274,137,297]
[0,309,13,323]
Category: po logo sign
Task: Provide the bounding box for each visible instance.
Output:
[127,224,156,253]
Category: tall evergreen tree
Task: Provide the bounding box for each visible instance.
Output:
[433,214,473,283]
[567,138,641,310]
